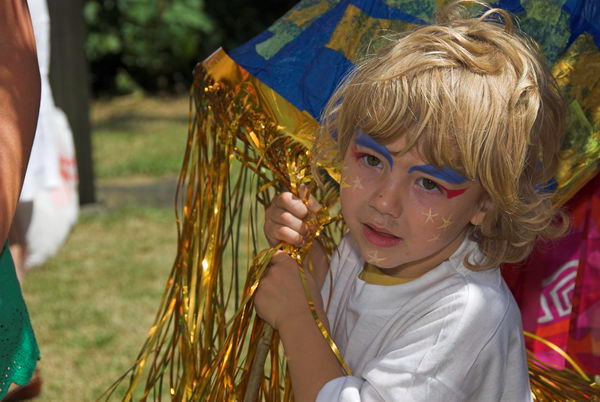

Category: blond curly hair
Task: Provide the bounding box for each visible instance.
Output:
[314,1,567,270]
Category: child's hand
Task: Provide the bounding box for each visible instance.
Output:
[254,251,324,332]
[254,252,339,402]
[264,186,321,248]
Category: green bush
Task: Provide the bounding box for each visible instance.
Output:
[84,0,215,95]
[84,0,299,96]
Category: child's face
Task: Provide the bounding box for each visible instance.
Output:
[340,133,487,278]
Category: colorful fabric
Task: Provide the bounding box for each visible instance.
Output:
[228,0,599,204]
[226,0,599,375]
[503,172,600,375]
[0,243,40,398]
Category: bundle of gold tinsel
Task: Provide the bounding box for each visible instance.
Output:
[102,53,345,400]
[103,52,599,401]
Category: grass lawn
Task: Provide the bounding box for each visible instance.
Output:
[91,95,190,180]
[21,95,189,401]
[24,207,178,400]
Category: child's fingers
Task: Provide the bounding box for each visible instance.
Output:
[274,192,309,218]
[264,190,321,247]
[274,225,305,247]
[273,211,309,236]
[298,184,322,213]
[265,207,306,246]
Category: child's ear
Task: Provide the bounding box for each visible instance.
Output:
[470,196,492,226]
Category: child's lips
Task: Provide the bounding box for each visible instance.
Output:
[362,223,402,248]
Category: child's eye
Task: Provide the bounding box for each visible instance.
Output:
[353,151,384,169]
[363,154,383,168]
[417,178,441,192]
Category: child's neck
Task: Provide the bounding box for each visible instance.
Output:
[383,231,467,279]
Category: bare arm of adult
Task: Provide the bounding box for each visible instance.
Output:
[0,1,40,245]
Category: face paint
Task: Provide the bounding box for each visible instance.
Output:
[356,133,394,167]
[422,208,438,223]
[366,250,386,265]
[408,165,468,185]
[427,234,441,242]
[437,185,468,199]
[341,174,365,190]
[350,176,364,190]
[437,215,453,230]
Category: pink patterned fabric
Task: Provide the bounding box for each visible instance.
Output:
[503,173,600,375]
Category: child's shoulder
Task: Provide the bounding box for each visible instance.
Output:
[433,238,516,319]
[396,239,523,357]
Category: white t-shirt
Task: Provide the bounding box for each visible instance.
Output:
[317,234,532,402]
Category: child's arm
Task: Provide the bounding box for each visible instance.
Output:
[259,189,342,400]
[254,252,345,402]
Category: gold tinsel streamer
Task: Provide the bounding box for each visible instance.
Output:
[525,333,599,401]
[102,49,346,401]
[103,49,599,400]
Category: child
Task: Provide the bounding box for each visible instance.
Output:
[254,2,566,401]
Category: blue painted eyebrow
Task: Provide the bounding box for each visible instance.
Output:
[355,134,394,167]
[408,165,468,185]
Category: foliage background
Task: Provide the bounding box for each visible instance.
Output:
[84,0,298,96]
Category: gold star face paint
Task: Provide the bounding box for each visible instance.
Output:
[350,176,364,190]
[366,250,386,265]
[422,208,439,223]
[437,215,453,230]
[427,234,441,242]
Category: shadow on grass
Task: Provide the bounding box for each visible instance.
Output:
[93,114,189,133]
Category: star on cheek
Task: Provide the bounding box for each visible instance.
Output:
[422,208,439,223]
[366,250,386,265]
[437,215,453,230]
[351,176,364,190]
[427,233,441,242]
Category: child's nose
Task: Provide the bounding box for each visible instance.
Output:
[368,180,403,218]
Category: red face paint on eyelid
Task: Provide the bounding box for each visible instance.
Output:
[351,146,365,159]
[438,184,468,199]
